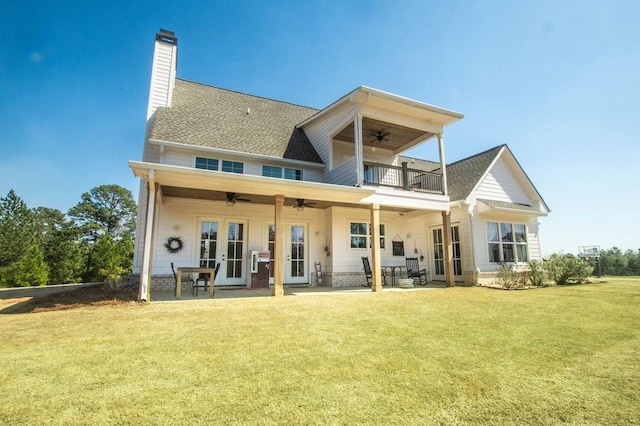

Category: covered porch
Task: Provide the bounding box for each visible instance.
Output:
[130,162,459,301]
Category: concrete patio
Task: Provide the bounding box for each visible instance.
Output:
[150,282,447,302]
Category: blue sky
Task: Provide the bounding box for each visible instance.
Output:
[1,1,639,254]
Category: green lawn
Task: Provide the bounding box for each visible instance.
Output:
[1,279,639,425]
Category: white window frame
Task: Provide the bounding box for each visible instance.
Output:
[349,222,386,250]
[487,221,528,263]
[261,165,303,181]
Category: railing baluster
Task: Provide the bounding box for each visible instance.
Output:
[363,162,443,194]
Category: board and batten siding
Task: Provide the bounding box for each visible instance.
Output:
[475,157,531,205]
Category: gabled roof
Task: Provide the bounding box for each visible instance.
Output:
[446,144,550,213]
[150,79,323,163]
[446,145,504,201]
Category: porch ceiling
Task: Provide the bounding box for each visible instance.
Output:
[160,186,413,212]
[334,117,432,151]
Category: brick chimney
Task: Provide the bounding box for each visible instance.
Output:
[146,29,178,121]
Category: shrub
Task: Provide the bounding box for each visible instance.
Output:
[527,260,546,286]
[495,262,528,289]
[545,254,593,285]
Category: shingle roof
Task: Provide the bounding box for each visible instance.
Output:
[477,199,537,212]
[397,156,442,172]
[150,79,323,163]
[446,145,505,201]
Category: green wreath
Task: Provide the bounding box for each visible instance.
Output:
[164,236,183,254]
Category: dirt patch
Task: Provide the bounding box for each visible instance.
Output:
[2,284,139,314]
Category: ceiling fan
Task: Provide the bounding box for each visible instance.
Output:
[370,130,390,143]
[225,192,251,205]
[294,198,316,210]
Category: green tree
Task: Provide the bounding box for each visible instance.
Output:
[68,185,137,281]
[599,247,628,276]
[0,190,37,268]
[33,207,85,284]
[0,245,49,287]
[68,184,137,242]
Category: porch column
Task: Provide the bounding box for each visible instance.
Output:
[354,114,364,186]
[370,204,383,292]
[438,131,449,196]
[441,210,455,287]
[139,172,156,302]
[273,194,285,297]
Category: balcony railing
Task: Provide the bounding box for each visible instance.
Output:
[363,162,443,194]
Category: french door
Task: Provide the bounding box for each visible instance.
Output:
[266,223,308,284]
[431,225,462,281]
[199,219,247,286]
[286,223,307,284]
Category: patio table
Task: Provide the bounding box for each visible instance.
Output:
[382,265,405,286]
[175,267,215,299]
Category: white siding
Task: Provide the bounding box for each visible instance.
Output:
[160,147,323,182]
[148,197,327,283]
[327,207,429,274]
[325,157,357,186]
[471,211,542,272]
[476,157,531,205]
[147,41,177,120]
[303,103,360,169]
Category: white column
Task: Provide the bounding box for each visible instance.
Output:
[354,114,364,186]
[273,194,285,297]
[438,131,448,196]
[139,171,156,302]
[370,204,383,292]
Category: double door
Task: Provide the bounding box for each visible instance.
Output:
[267,223,308,285]
[199,219,308,286]
[199,219,247,286]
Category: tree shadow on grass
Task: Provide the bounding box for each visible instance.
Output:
[0,284,138,314]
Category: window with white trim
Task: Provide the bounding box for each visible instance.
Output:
[350,222,385,250]
[195,157,219,171]
[284,168,303,181]
[262,166,303,180]
[222,160,243,174]
[487,222,528,263]
[262,166,282,178]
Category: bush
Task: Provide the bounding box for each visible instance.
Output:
[495,262,528,289]
[527,260,546,286]
[545,254,593,285]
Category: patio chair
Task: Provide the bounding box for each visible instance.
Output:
[171,262,195,296]
[193,262,221,296]
[405,257,428,285]
[361,257,386,287]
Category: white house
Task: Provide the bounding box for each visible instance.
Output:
[130,30,549,300]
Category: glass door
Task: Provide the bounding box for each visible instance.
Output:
[286,224,307,284]
[431,225,462,281]
[222,220,247,286]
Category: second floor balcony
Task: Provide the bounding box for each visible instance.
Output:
[364,162,443,194]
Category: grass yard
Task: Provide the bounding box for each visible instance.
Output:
[1,279,639,425]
